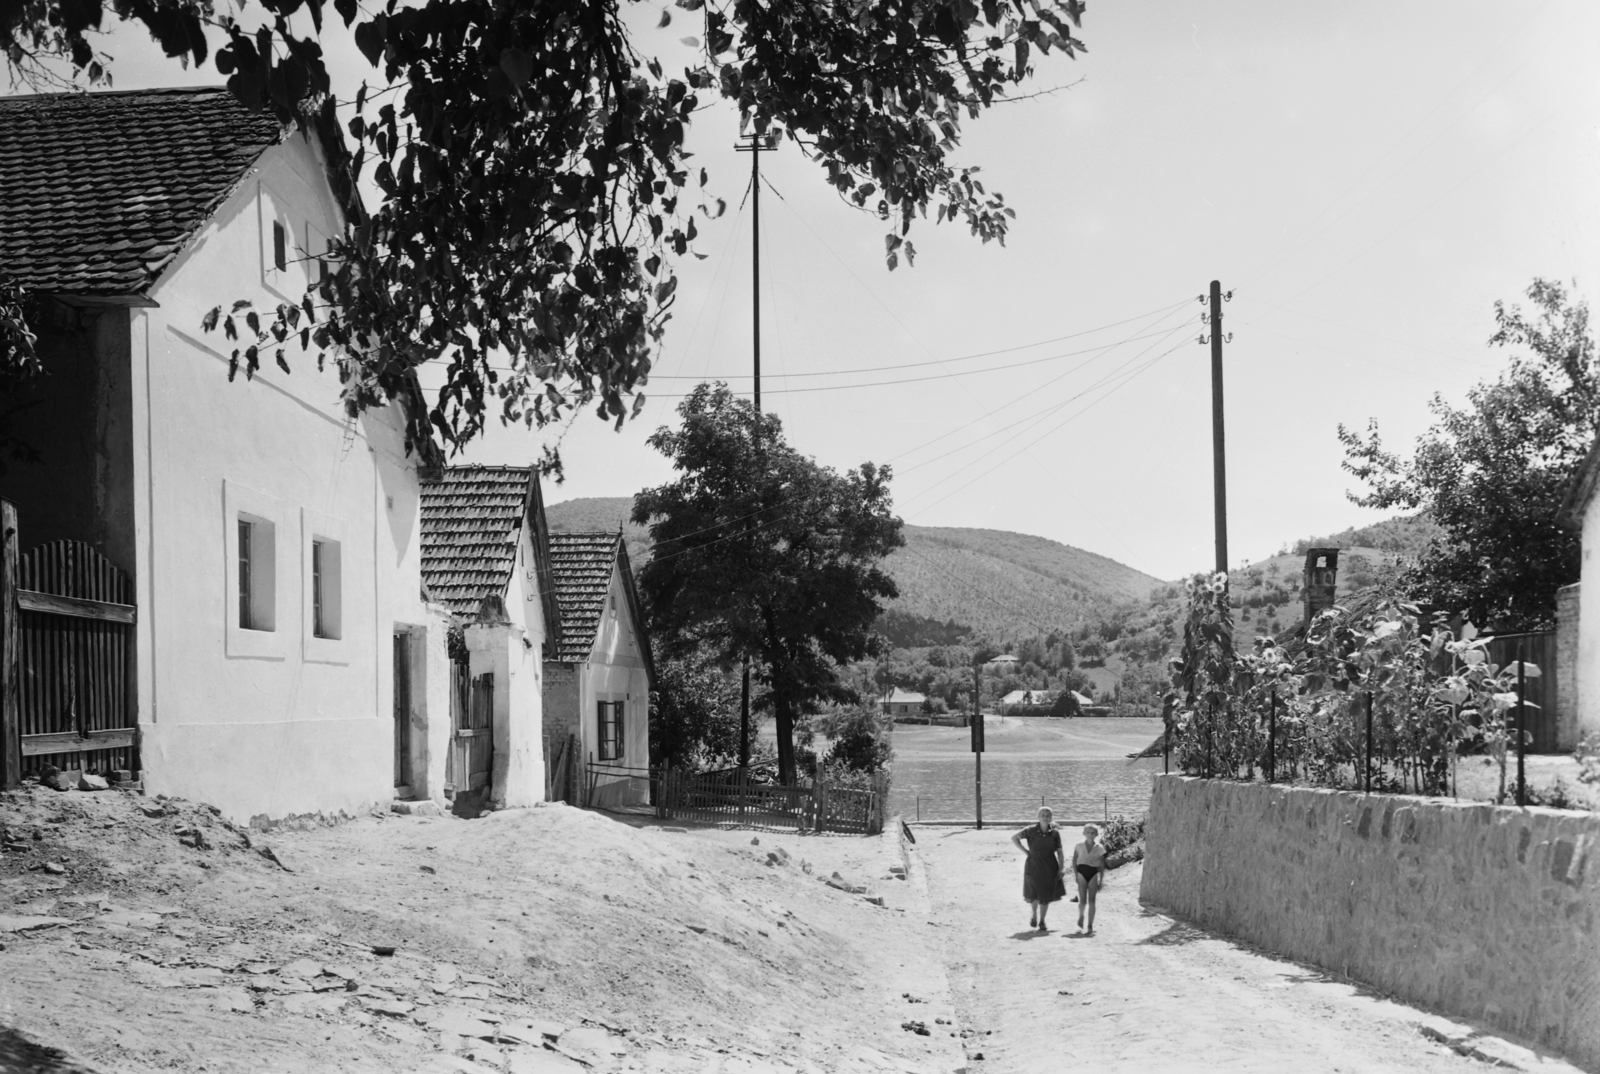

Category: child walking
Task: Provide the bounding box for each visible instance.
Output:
[1072,824,1107,934]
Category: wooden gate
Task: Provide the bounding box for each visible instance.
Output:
[6,530,137,781]
[1488,631,1559,754]
[444,664,492,796]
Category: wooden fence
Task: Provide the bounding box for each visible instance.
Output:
[1487,630,1559,754]
[2,501,138,787]
[586,762,887,835]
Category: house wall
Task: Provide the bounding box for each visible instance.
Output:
[1142,776,1600,1070]
[3,303,136,575]
[490,520,547,808]
[541,664,581,801]
[580,561,651,807]
[130,131,430,824]
[1578,497,1600,744]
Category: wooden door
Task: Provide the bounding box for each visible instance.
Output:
[446,666,492,796]
[393,631,411,788]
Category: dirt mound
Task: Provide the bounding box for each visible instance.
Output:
[1,785,963,1073]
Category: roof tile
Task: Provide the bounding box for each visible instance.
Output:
[0,87,283,296]
[548,532,623,663]
[419,466,533,616]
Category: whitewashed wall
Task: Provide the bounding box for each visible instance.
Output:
[581,561,651,806]
[131,130,428,824]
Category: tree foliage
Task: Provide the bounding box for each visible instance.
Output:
[1338,279,1595,629]
[649,648,742,771]
[3,0,1086,468]
[633,383,904,786]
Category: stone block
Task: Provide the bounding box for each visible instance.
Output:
[392,799,442,817]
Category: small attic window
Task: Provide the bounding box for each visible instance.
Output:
[273,221,287,271]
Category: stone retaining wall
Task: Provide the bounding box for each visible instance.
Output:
[1141,775,1600,1070]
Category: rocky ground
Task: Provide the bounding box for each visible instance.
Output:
[0,784,965,1074]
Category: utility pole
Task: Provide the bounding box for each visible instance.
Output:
[733,133,769,773]
[735,134,764,414]
[1209,280,1229,575]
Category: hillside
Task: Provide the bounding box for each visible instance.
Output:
[887,526,1163,636]
[1287,511,1442,560]
[546,496,1164,635]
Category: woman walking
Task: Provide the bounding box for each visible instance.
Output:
[1073,824,1107,934]
[1010,806,1067,932]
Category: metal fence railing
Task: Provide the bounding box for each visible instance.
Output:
[904,794,1151,824]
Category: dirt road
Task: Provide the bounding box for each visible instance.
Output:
[0,785,964,1074]
[914,826,1582,1074]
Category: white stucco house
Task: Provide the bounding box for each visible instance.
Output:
[542,532,654,807]
[419,466,560,812]
[0,87,448,822]
[880,687,928,717]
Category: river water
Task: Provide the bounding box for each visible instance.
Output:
[886,716,1166,824]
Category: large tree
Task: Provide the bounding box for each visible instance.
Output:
[1,0,1086,470]
[1339,279,1596,629]
[633,383,903,785]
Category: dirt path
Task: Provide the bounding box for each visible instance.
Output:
[915,827,1583,1074]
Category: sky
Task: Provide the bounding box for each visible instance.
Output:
[24,0,1600,581]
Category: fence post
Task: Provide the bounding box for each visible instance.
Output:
[1364,692,1373,795]
[1516,642,1527,808]
[1,500,17,790]
[1267,692,1277,784]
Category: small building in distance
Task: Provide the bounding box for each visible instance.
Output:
[542,533,654,807]
[419,465,560,812]
[999,688,1056,713]
[881,688,928,718]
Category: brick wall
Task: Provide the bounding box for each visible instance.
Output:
[1141,776,1600,1069]
[1557,583,1580,751]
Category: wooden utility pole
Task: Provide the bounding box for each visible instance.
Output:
[733,133,769,769]
[1209,280,1229,574]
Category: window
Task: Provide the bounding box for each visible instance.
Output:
[598,701,624,761]
[236,514,276,632]
[272,221,287,271]
[311,538,342,640]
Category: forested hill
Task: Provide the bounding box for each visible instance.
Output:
[545,497,1164,637]
[886,527,1164,637]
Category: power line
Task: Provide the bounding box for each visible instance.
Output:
[892,317,1198,474]
[648,297,1194,380]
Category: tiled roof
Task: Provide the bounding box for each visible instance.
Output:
[420,466,534,616]
[548,532,623,663]
[0,87,284,296]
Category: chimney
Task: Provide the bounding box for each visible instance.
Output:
[1303,547,1340,624]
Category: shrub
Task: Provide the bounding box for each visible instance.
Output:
[1098,814,1146,855]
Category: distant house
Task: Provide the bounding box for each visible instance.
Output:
[999,688,1056,712]
[419,466,560,811]
[881,688,928,717]
[542,533,655,807]
[984,654,1020,671]
[0,88,441,822]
